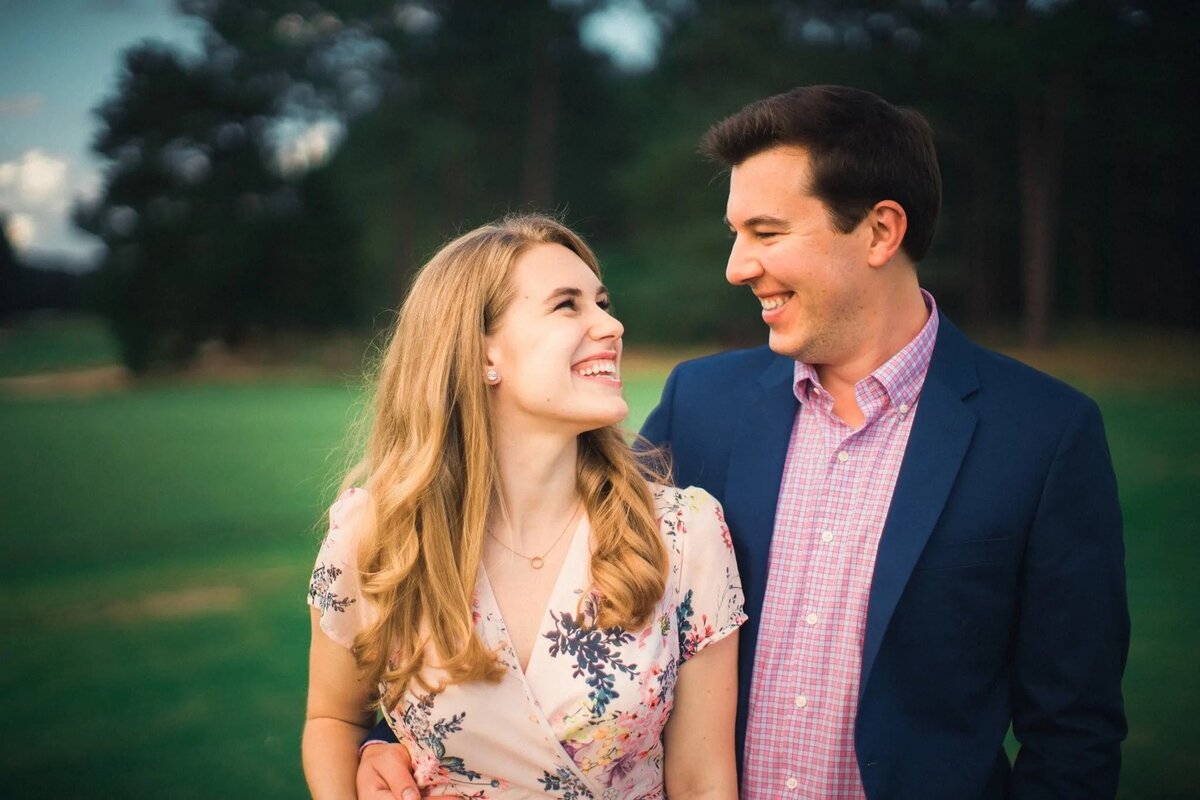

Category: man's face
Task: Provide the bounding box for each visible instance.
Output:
[725,145,873,364]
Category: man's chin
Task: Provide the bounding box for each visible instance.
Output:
[767,330,806,361]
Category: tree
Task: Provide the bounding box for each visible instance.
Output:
[76,38,360,370]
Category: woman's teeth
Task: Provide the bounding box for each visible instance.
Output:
[760,294,791,311]
[574,360,618,378]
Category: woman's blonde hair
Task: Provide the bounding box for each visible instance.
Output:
[344,214,668,707]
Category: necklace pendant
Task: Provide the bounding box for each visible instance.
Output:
[529,556,545,569]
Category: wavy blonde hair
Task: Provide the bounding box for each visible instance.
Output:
[343,215,668,708]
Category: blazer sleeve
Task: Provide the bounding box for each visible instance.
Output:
[363,716,399,746]
[1011,397,1129,798]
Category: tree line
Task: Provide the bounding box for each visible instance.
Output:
[49,0,1200,371]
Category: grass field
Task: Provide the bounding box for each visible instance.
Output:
[1,317,1197,798]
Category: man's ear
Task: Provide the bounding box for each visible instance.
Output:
[866,200,908,268]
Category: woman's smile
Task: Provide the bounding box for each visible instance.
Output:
[572,352,621,385]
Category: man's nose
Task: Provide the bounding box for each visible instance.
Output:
[726,236,762,286]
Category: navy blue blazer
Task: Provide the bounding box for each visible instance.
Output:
[640,314,1129,799]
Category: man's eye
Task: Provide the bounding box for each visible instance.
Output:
[756,231,781,239]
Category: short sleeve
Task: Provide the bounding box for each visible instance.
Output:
[665,486,747,665]
[307,487,372,649]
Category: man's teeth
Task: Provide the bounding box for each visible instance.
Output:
[760,294,790,311]
[575,360,618,377]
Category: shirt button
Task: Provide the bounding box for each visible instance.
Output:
[837,450,849,462]
[821,530,834,543]
[805,612,819,625]
[898,402,910,414]
[794,694,808,708]
[786,777,799,790]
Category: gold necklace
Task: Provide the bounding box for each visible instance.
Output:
[488,501,582,569]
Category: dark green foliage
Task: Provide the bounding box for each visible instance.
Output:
[77,38,361,371]
[75,1,1200,370]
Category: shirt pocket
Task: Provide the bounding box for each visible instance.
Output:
[913,537,1011,571]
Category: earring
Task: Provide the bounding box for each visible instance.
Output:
[486,369,499,384]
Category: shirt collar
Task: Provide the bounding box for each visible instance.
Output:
[793,289,939,410]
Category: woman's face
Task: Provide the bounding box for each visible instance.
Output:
[485,242,626,437]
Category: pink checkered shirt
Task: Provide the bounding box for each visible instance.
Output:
[741,293,939,799]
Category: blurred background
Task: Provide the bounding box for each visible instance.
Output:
[1,0,1196,797]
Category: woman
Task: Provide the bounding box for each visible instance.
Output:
[302,215,745,799]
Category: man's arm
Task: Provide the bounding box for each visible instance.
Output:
[1011,398,1129,797]
[364,717,398,745]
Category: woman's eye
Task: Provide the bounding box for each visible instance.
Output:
[597,298,611,311]
[555,298,577,311]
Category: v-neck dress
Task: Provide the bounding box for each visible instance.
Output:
[307,484,746,799]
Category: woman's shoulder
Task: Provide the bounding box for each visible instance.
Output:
[327,484,373,533]
[648,483,731,556]
[316,486,375,565]
[649,482,721,518]
[309,487,375,648]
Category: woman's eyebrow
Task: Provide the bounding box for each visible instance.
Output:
[545,287,582,303]
[545,285,609,302]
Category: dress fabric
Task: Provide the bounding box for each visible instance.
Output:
[308,484,746,799]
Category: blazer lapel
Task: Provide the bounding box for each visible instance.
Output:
[859,317,979,697]
[723,355,797,626]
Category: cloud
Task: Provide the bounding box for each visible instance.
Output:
[4,213,36,250]
[0,149,69,205]
[0,150,96,257]
[0,94,45,117]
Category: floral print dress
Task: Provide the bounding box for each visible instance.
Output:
[308,484,746,799]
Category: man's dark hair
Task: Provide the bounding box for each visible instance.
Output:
[700,85,942,263]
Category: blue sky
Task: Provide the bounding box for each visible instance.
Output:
[0,0,202,263]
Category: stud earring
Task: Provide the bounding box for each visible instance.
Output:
[486,369,499,384]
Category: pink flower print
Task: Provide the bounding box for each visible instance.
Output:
[409,744,451,788]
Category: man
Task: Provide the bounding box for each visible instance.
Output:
[356,85,1129,798]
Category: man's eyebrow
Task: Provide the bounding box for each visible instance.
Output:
[725,214,790,228]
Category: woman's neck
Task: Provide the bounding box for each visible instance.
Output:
[492,428,581,551]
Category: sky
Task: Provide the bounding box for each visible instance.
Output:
[0,1,202,264]
[0,0,655,267]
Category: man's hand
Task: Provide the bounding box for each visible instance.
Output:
[357,742,457,800]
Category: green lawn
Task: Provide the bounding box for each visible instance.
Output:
[0,314,120,378]
[1,329,1196,797]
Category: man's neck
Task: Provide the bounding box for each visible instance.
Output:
[814,285,931,427]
